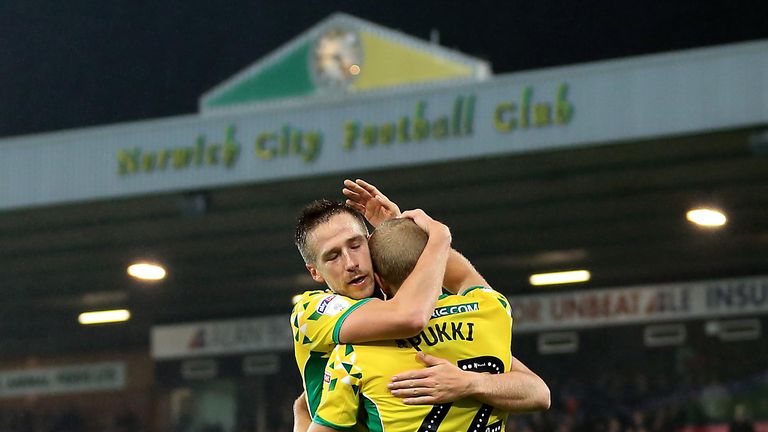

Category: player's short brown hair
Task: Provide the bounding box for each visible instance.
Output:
[294,199,368,264]
[368,218,428,289]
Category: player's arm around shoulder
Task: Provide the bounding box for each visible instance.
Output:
[466,355,551,413]
[337,210,451,344]
[457,288,549,412]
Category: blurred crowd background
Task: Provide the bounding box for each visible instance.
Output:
[1,321,767,432]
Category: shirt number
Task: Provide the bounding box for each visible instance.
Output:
[416,356,505,432]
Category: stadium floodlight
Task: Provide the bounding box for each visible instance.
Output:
[529,270,591,286]
[78,309,131,325]
[127,262,167,281]
[686,208,727,227]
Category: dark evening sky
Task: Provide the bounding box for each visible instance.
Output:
[2,0,766,138]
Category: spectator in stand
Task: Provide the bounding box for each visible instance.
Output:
[729,404,755,432]
[113,404,139,432]
[629,409,649,432]
[700,374,731,422]
[49,408,85,432]
[606,417,622,432]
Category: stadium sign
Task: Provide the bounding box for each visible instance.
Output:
[151,315,292,360]
[0,362,125,398]
[510,275,768,333]
[2,17,767,211]
[115,87,572,177]
[148,277,768,357]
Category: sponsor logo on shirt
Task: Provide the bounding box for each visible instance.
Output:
[318,295,351,316]
[324,371,331,383]
[431,302,479,319]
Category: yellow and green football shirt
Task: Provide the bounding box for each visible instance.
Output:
[314,286,513,432]
[291,289,373,416]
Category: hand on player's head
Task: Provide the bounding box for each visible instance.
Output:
[399,209,446,237]
[342,178,401,228]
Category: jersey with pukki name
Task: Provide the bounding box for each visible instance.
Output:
[314,286,513,432]
[290,289,372,416]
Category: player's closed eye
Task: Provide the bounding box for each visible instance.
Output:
[325,253,339,262]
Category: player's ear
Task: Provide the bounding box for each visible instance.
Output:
[306,263,324,283]
[374,273,391,298]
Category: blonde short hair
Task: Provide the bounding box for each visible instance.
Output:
[369,218,428,289]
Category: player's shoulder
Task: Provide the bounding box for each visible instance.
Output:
[291,289,367,317]
[290,289,326,315]
[455,285,511,313]
[291,289,327,307]
[460,285,503,299]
